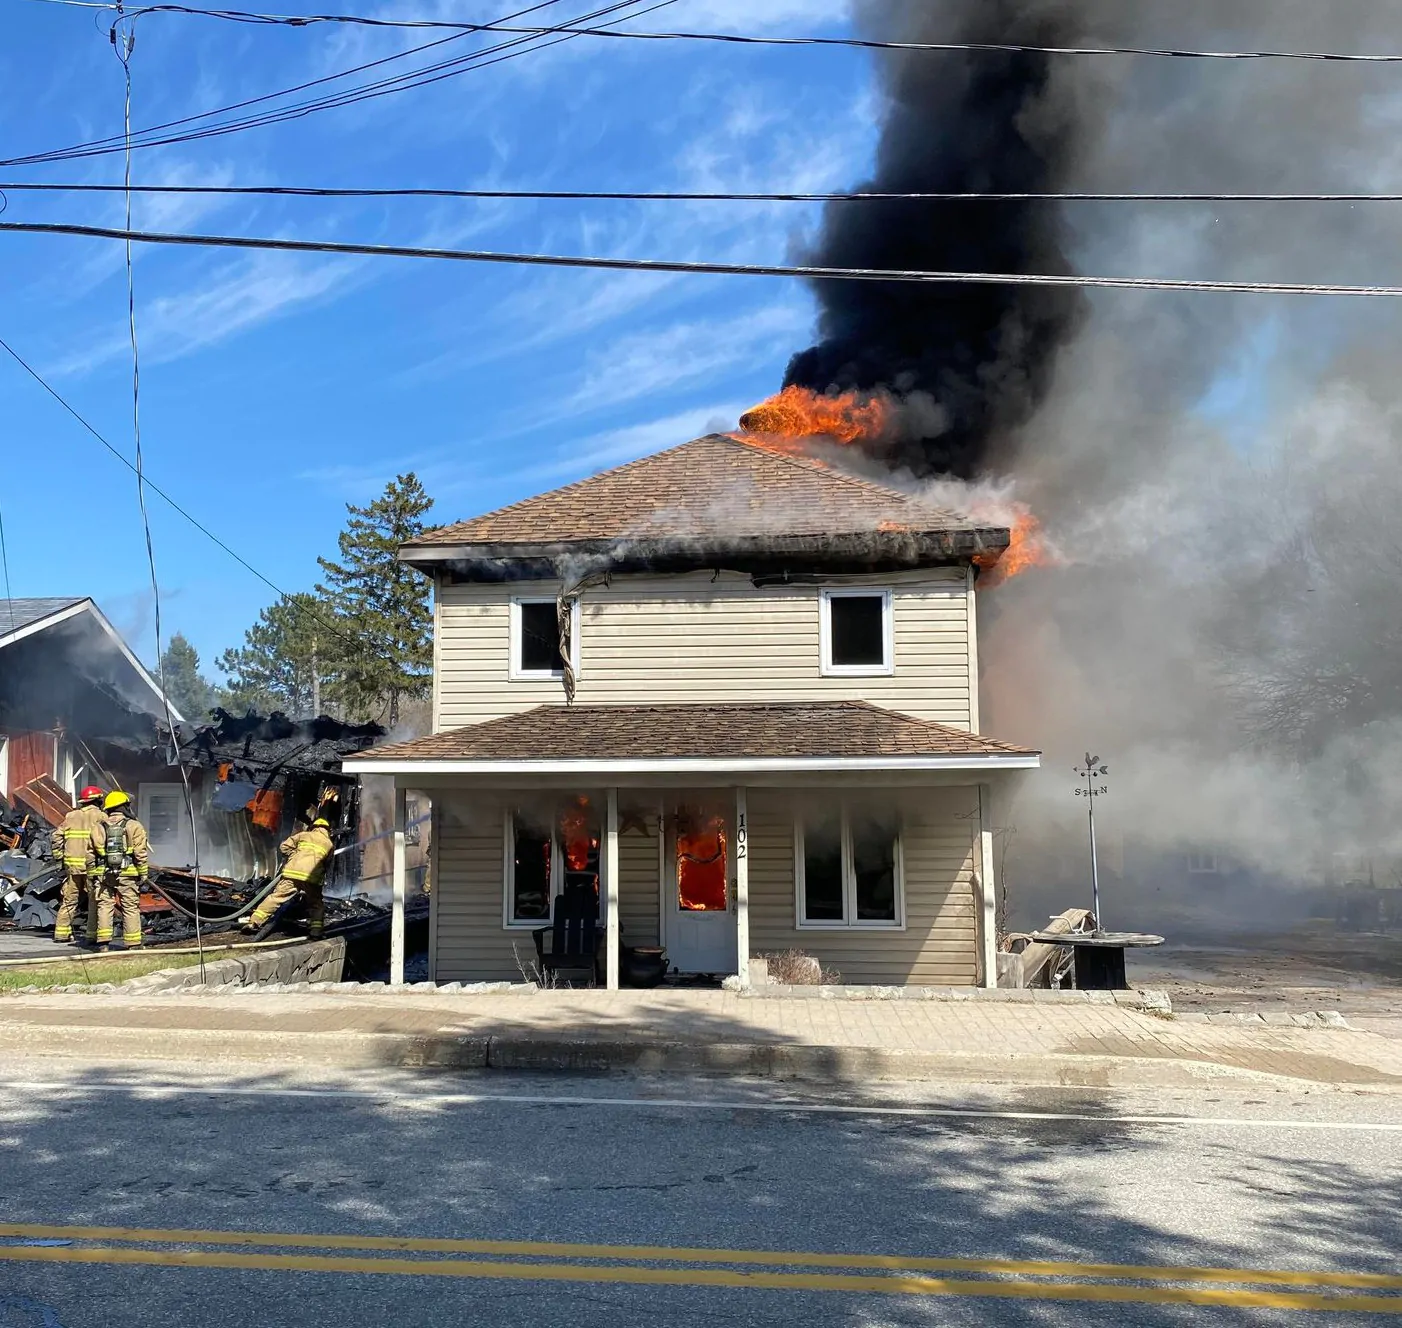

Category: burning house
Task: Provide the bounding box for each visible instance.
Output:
[348,431,1041,987]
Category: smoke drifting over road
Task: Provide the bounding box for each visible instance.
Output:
[791,1,1402,919]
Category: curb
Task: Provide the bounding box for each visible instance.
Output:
[0,1023,1389,1091]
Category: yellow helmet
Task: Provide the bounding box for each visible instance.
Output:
[103,790,132,813]
[312,817,330,829]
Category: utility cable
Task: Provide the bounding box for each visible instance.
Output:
[0,337,360,656]
[10,218,1402,297]
[112,26,207,979]
[0,498,15,638]
[29,0,1402,62]
[15,183,1402,203]
[1,0,669,169]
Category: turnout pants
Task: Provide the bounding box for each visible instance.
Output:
[86,876,116,945]
[54,871,88,942]
[250,876,324,936]
[115,877,142,947]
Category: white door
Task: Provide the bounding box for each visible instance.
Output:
[665,799,738,976]
[138,783,194,868]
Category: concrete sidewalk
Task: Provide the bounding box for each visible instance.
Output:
[3,986,1402,1090]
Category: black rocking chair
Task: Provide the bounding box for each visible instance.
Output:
[532,882,603,986]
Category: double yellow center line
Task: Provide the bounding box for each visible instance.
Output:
[0,1222,1396,1312]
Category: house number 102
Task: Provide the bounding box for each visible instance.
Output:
[736,813,747,859]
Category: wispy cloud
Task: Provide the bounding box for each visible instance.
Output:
[49,251,359,376]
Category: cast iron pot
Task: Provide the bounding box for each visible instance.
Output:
[622,945,668,988]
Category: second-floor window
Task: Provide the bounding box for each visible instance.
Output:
[510,597,579,680]
[820,588,893,676]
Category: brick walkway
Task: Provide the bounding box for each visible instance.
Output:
[3,988,1402,1087]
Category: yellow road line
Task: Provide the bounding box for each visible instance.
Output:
[0,1244,1398,1311]
[0,1222,1396,1293]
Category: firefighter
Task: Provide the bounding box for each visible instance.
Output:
[243,817,333,938]
[50,786,106,944]
[90,790,149,950]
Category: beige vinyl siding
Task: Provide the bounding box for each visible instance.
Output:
[436,569,973,729]
[618,805,661,947]
[747,788,978,986]
[434,793,522,982]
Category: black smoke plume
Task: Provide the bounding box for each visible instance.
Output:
[784,0,1084,478]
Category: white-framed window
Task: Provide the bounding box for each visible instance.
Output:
[509,596,581,681]
[819,588,893,677]
[502,798,604,928]
[1186,851,1219,875]
[795,805,904,929]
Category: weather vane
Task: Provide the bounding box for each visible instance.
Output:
[1073,752,1109,934]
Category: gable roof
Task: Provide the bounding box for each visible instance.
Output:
[401,435,1010,572]
[0,598,87,640]
[344,701,1039,775]
[0,597,183,723]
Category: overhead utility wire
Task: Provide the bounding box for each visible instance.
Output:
[0,500,15,638]
[38,2,1402,62]
[11,183,1402,204]
[1,0,567,167]
[1,0,670,169]
[0,336,359,655]
[7,219,1402,297]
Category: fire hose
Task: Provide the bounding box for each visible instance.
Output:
[141,872,286,926]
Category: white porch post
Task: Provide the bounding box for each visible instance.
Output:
[735,786,750,987]
[977,783,997,989]
[605,787,620,990]
[391,782,407,987]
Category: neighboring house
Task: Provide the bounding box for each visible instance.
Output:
[0,598,188,855]
[346,434,1041,987]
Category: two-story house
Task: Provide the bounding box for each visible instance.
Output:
[345,434,1041,987]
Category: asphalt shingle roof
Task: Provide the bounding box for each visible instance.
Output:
[351,702,1037,764]
[404,435,981,552]
[0,598,87,638]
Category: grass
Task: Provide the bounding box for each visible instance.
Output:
[0,952,206,992]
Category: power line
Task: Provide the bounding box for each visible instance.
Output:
[0,335,360,654]
[0,500,15,638]
[40,1,1402,63]
[7,217,1402,297]
[1,0,667,169]
[9,182,1402,204]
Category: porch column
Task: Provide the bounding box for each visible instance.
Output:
[977,783,997,989]
[735,786,749,987]
[390,782,407,987]
[605,787,620,990]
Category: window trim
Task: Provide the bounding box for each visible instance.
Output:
[794,805,906,931]
[502,808,559,930]
[819,587,894,677]
[509,596,581,682]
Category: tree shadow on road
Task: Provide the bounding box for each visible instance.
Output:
[0,1065,1397,1327]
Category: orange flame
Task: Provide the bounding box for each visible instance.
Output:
[738,385,889,446]
[974,507,1051,587]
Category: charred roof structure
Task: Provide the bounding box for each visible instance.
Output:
[400,434,1010,581]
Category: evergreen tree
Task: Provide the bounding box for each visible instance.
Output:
[316,473,434,727]
[217,593,340,718]
[159,633,223,723]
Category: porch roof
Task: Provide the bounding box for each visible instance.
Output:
[342,701,1040,776]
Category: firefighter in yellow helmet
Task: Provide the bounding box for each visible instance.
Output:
[243,817,333,938]
[51,786,106,944]
[88,790,149,950]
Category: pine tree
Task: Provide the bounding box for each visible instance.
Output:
[160,633,223,723]
[217,593,340,718]
[316,474,434,727]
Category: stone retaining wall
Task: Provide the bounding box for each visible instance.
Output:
[120,938,346,993]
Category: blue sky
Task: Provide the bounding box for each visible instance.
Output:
[1,0,864,673]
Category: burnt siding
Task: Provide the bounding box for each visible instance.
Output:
[436,568,973,730]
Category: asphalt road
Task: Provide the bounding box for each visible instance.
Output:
[1,1060,1400,1326]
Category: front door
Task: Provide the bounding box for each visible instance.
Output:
[666,799,737,976]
